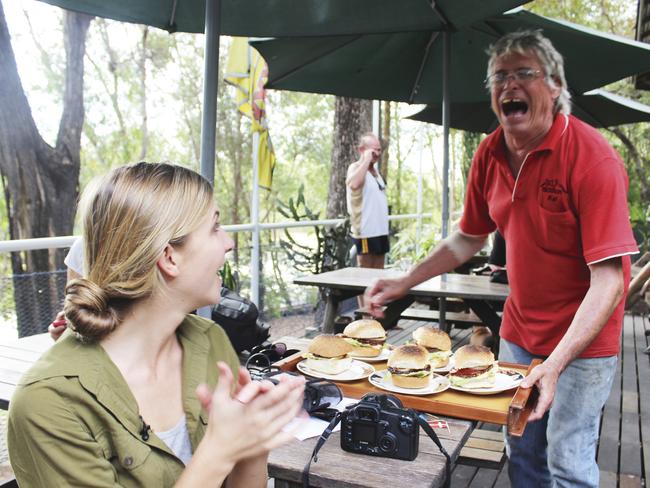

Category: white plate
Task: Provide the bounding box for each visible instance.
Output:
[431,355,455,374]
[348,348,391,363]
[368,370,450,396]
[449,369,524,395]
[296,359,375,381]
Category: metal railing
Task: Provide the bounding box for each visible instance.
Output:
[0,213,437,339]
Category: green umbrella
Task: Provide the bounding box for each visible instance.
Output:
[36,0,529,182]
[35,0,530,305]
[37,0,530,36]
[407,89,650,133]
[252,8,650,103]
[252,8,650,236]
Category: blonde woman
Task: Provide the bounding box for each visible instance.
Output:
[8,162,305,487]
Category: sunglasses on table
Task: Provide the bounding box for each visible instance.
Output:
[245,342,300,381]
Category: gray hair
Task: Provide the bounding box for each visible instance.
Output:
[485,30,571,115]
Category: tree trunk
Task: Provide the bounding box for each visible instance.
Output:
[380,100,391,183]
[326,97,372,220]
[0,5,92,336]
[315,97,371,327]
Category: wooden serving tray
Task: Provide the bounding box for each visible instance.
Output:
[275,353,541,437]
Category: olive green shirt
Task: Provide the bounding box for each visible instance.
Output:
[8,314,240,487]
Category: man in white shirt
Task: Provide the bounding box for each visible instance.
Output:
[346,133,389,270]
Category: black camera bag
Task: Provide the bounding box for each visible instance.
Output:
[211,287,270,353]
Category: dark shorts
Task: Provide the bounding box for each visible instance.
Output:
[352,235,389,255]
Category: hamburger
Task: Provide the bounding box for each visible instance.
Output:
[303,335,353,375]
[342,319,387,357]
[412,326,452,368]
[386,344,432,389]
[448,345,497,389]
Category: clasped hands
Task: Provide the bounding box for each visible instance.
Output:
[195,363,306,467]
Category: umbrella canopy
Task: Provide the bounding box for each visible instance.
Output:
[252,8,650,240]
[252,8,650,104]
[407,89,650,132]
[33,0,530,306]
[37,0,529,35]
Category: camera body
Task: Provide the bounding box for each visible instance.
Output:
[340,393,419,461]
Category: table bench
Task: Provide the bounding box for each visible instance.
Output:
[457,428,506,469]
[354,306,483,329]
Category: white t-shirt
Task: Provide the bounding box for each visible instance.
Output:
[346,165,389,239]
[156,416,193,465]
[64,237,84,276]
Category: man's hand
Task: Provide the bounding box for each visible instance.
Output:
[361,148,374,164]
[519,361,561,422]
[365,278,410,317]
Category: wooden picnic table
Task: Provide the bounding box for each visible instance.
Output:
[269,414,473,488]
[0,332,53,410]
[0,333,472,488]
[294,267,509,351]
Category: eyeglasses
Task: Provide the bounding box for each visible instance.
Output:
[486,68,543,87]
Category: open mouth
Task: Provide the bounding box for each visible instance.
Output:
[501,98,528,117]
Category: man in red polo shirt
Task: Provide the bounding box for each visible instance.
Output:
[367,30,637,487]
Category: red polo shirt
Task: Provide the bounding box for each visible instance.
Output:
[460,114,638,357]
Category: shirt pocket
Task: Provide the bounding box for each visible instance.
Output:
[534,206,581,256]
[102,430,153,476]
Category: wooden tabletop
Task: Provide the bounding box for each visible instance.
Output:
[294,267,510,302]
[269,415,472,488]
[0,333,54,409]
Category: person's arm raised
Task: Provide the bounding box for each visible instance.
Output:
[346,149,374,191]
[366,230,487,316]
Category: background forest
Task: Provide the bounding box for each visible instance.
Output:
[0,0,648,336]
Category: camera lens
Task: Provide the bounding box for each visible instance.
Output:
[379,433,397,453]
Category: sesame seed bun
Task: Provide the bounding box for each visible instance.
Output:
[387,344,429,369]
[343,319,386,339]
[453,345,495,369]
[413,327,451,351]
[308,335,353,359]
[387,344,431,389]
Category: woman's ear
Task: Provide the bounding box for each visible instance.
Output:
[157,244,180,278]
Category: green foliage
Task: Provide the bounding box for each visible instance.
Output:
[219,261,239,291]
[389,221,440,268]
[277,185,351,275]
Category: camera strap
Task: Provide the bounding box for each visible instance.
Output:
[301,411,342,488]
[300,410,452,488]
[417,413,451,488]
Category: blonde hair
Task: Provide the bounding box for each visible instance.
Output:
[486,30,572,115]
[64,162,214,342]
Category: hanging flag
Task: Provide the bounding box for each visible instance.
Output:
[225,37,276,189]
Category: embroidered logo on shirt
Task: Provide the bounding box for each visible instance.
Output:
[540,178,568,203]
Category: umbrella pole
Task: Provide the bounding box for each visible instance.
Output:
[438,29,451,332]
[250,131,261,307]
[197,0,221,319]
[199,0,221,184]
[441,30,450,240]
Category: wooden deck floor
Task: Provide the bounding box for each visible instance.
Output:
[384,313,650,488]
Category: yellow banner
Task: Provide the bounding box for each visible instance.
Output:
[225,37,276,188]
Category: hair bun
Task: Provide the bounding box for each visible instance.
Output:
[64,279,119,342]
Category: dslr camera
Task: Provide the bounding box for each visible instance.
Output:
[340,393,419,461]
